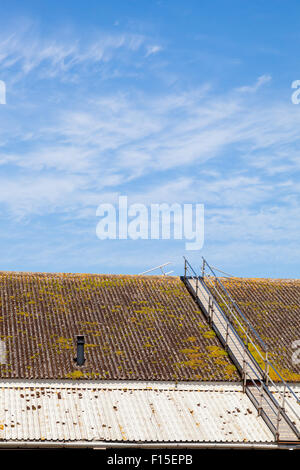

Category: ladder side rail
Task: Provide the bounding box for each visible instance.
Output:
[248,364,284,439]
[267,361,300,406]
[183,257,198,278]
[202,278,267,375]
[185,264,252,348]
[208,314,239,354]
[185,258,300,439]
[203,257,267,351]
[244,365,281,439]
[238,335,300,438]
[183,257,263,377]
[203,257,267,350]
[245,360,300,439]
[187,268,270,383]
[197,277,265,358]
[264,372,300,429]
[208,281,300,426]
[212,280,300,423]
[183,262,253,366]
[205,278,263,350]
[267,372,299,411]
[186,276,257,371]
[188,276,232,338]
[197,278,252,348]
[245,386,277,437]
[211,277,267,350]
[213,308,254,361]
[197,279,264,374]
[246,362,280,413]
[246,376,278,418]
[217,280,267,351]
[281,395,300,426]
[264,383,300,440]
[209,304,260,371]
[202,258,300,414]
[199,276,251,337]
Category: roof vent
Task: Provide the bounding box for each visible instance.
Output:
[74,335,85,366]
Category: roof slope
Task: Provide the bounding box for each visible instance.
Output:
[209,277,300,382]
[0,272,239,381]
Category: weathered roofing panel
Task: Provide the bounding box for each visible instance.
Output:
[0,381,274,444]
[0,272,239,381]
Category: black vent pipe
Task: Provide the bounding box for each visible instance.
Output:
[75,335,85,366]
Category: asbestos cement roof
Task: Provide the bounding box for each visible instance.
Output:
[0,381,274,445]
[204,276,300,382]
[0,272,239,381]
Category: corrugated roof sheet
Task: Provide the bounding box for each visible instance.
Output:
[204,276,300,382]
[0,272,239,381]
[0,381,274,444]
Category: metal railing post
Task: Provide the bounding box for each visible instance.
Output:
[243,364,247,393]
[264,350,269,385]
[258,380,263,416]
[184,259,187,280]
[201,259,205,278]
[276,407,281,441]
[282,383,287,411]
[242,346,247,392]
[208,296,213,325]
[225,321,229,350]
[246,323,249,349]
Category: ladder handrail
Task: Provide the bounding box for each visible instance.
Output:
[245,361,279,417]
[199,275,256,354]
[183,257,198,278]
[245,361,300,438]
[184,261,266,382]
[203,257,268,352]
[183,257,300,438]
[196,268,265,376]
[203,275,267,371]
[201,256,300,411]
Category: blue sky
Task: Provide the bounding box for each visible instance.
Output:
[1,0,300,277]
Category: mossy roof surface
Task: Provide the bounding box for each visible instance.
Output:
[0,271,239,381]
[205,277,300,382]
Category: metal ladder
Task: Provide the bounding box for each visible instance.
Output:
[183,257,300,443]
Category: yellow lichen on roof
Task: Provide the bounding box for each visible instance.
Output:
[0,272,240,382]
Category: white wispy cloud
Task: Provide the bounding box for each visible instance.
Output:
[145,45,162,57]
[236,74,272,93]
[0,25,151,82]
[0,21,299,274]
[1,83,300,217]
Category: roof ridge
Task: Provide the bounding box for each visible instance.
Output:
[0,271,179,280]
[217,276,300,282]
